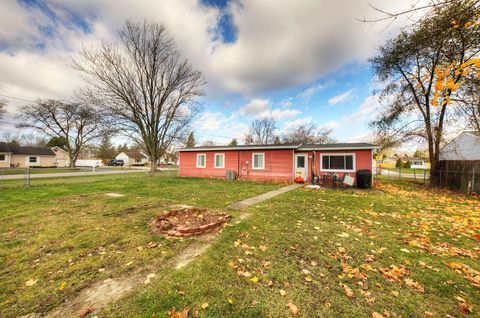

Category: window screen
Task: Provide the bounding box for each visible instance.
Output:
[297,156,305,168]
[253,153,264,169]
[0,154,5,161]
[196,154,206,168]
[215,154,224,168]
[322,155,354,170]
[29,157,37,163]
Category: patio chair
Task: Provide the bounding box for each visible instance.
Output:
[333,174,345,188]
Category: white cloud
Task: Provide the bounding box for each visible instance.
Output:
[297,84,325,101]
[344,95,379,124]
[238,98,270,116]
[320,120,341,130]
[193,111,248,144]
[328,89,354,105]
[282,117,313,132]
[280,97,293,108]
[238,98,301,120]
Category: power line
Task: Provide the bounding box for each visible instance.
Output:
[0,94,35,103]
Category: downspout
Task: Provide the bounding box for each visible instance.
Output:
[237,150,240,178]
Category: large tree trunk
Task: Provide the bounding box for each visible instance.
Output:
[149,156,157,175]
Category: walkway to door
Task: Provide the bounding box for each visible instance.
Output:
[227,183,303,210]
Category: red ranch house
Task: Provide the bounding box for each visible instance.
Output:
[178,142,378,185]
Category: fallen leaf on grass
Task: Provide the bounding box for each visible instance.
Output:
[250,276,259,283]
[147,241,158,248]
[169,307,189,318]
[404,278,425,293]
[25,278,37,287]
[339,283,354,298]
[227,298,234,305]
[372,312,384,318]
[280,289,286,296]
[459,302,473,313]
[286,301,299,315]
[201,303,209,310]
[143,273,156,285]
[59,282,66,291]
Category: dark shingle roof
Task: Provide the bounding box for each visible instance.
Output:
[0,142,55,155]
[298,142,378,150]
[178,142,378,152]
[0,142,11,153]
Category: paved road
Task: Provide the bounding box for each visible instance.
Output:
[1,169,176,180]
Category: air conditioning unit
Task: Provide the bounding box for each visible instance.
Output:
[225,170,237,180]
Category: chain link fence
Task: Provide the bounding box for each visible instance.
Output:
[0,167,154,189]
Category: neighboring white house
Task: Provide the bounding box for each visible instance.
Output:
[409,158,429,169]
[440,131,480,161]
[116,151,149,165]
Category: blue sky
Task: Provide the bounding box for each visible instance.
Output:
[0,0,415,145]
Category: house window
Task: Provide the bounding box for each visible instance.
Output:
[0,154,5,161]
[29,157,38,163]
[321,154,355,171]
[214,153,225,168]
[196,154,206,168]
[252,153,265,169]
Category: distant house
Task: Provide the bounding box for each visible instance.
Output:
[0,142,55,168]
[440,131,480,160]
[381,155,429,169]
[51,146,70,167]
[116,151,149,165]
[408,157,429,169]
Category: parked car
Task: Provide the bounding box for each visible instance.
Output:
[107,159,125,166]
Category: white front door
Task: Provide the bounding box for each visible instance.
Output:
[295,154,308,181]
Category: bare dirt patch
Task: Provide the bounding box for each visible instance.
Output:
[150,206,230,238]
[45,275,139,318]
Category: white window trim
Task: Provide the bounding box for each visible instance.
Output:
[196,153,206,168]
[252,152,265,170]
[214,153,225,169]
[320,153,356,172]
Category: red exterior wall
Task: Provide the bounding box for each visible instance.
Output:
[178,148,373,183]
[178,149,295,182]
[312,149,373,184]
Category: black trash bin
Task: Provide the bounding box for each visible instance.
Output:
[356,170,372,189]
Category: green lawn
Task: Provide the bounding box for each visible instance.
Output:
[0,173,279,317]
[104,177,480,318]
[2,175,479,318]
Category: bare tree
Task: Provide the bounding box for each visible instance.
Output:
[17,99,107,167]
[0,99,6,121]
[282,123,334,144]
[359,0,465,23]
[202,140,216,146]
[244,118,277,145]
[74,20,205,173]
